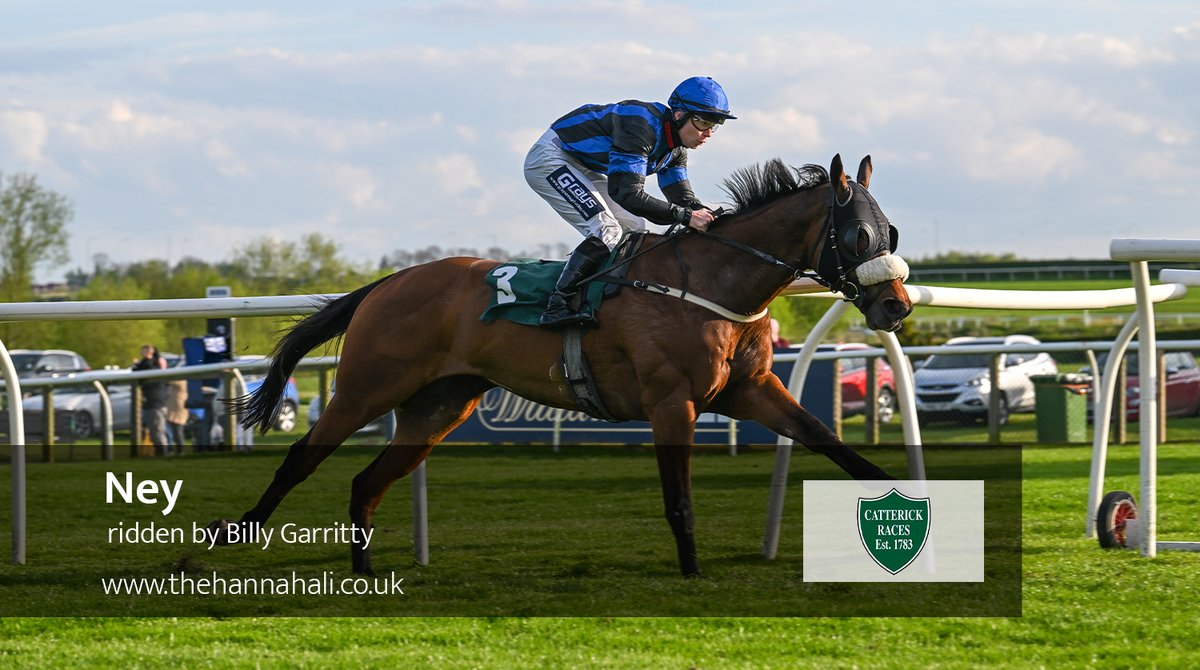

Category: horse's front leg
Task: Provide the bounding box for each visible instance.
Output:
[648,400,701,577]
[714,373,895,480]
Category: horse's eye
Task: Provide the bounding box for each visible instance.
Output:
[856,227,871,257]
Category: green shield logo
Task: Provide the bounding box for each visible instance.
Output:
[858,488,931,574]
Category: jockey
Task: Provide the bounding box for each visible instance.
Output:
[524,76,737,327]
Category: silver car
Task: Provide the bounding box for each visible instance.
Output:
[19,354,184,439]
[914,335,1058,424]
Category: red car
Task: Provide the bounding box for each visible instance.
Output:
[822,343,897,423]
[1122,351,1200,421]
[1087,351,1200,421]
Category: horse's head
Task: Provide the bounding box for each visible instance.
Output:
[814,154,913,332]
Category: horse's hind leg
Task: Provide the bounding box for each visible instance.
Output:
[349,376,492,574]
[215,389,402,542]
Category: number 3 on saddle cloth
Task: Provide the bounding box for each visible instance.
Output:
[481,234,645,422]
[481,233,642,328]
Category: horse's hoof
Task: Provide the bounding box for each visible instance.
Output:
[207,519,234,545]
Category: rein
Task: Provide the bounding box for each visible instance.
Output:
[577,181,901,321]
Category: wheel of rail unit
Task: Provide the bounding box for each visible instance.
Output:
[1097,490,1137,549]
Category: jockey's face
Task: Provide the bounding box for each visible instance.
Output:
[676,111,719,149]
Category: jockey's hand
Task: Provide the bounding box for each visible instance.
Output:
[688,208,715,232]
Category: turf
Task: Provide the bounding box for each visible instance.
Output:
[0,441,1197,667]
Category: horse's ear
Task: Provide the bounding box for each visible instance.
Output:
[856,155,873,190]
[831,154,851,203]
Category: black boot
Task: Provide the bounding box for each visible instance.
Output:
[539,236,610,327]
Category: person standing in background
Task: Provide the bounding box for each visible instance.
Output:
[165,378,189,453]
[132,344,170,454]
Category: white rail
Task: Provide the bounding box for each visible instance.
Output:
[763,264,1196,561]
[1,294,341,565]
[6,248,1198,567]
[1090,239,1200,556]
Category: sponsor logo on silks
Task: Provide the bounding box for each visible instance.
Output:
[857,488,931,575]
[547,166,604,220]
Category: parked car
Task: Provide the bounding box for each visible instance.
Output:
[820,343,896,423]
[307,383,394,436]
[20,354,184,439]
[233,374,301,432]
[191,372,302,442]
[914,335,1058,424]
[20,355,301,439]
[22,383,131,439]
[10,349,90,380]
[1088,351,1200,421]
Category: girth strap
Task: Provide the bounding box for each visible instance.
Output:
[561,327,620,422]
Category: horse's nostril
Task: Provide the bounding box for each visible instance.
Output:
[884,298,912,321]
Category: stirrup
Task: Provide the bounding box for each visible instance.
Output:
[539,292,594,328]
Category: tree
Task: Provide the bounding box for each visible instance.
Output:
[0,173,73,345]
[228,233,374,294]
[0,173,72,302]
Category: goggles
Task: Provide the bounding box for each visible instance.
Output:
[689,115,723,132]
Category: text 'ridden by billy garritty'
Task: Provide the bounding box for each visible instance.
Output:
[104,471,374,550]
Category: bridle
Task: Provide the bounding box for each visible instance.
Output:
[688,180,902,308]
[582,179,904,320]
[806,181,902,307]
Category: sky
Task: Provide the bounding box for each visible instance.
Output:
[2,1,1198,283]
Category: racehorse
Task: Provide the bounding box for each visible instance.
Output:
[216,154,913,577]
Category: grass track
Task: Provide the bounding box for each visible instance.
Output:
[1,442,1197,668]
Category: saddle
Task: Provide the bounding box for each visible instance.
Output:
[480,233,647,422]
[479,232,644,327]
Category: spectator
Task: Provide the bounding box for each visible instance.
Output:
[165,378,189,452]
[770,318,792,349]
[132,344,170,455]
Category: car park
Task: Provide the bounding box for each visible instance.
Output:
[20,355,300,439]
[10,349,90,381]
[20,354,182,439]
[1088,351,1200,421]
[914,335,1058,424]
[217,373,301,433]
[307,384,395,436]
[819,343,897,423]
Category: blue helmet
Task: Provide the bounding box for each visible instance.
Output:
[668,76,736,119]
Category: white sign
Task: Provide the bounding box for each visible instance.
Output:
[803,480,985,582]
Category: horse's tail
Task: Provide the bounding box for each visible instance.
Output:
[234,274,394,433]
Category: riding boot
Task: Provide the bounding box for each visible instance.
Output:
[539,236,611,327]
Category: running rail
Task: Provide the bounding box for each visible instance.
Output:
[1094,239,1200,556]
[763,271,1193,561]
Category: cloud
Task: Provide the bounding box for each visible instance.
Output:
[7,4,1200,277]
[318,163,381,212]
[431,153,484,198]
[0,107,49,163]
[964,128,1081,182]
[718,107,822,157]
[205,139,252,178]
[382,0,699,35]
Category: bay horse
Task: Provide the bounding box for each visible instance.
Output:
[217,154,913,577]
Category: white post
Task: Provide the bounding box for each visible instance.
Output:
[1131,261,1158,557]
[878,330,925,479]
[92,379,114,460]
[412,461,429,566]
[0,339,26,564]
[762,300,850,559]
[1085,314,1138,537]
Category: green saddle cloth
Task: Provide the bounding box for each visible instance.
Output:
[481,257,610,327]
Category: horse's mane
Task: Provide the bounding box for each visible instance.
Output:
[719,159,829,215]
